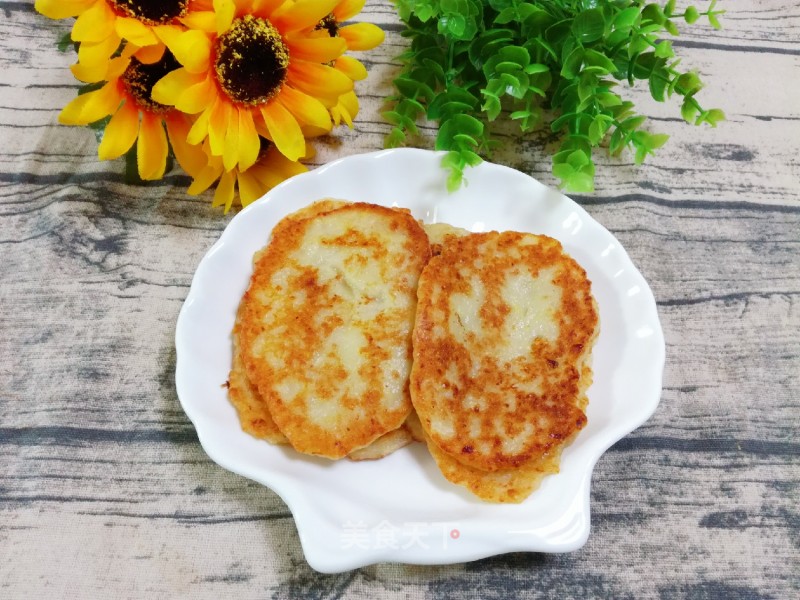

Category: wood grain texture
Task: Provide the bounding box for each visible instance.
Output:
[1,1,798,598]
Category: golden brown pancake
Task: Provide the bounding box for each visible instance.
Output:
[410,231,599,473]
[238,203,431,459]
[228,315,289,444]
[423,429,564,503]
[232,303,420,458]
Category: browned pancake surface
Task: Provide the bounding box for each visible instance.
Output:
[239,203,431,459]
[410,231,599,472]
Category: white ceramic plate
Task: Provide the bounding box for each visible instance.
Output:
[175,148,665,573]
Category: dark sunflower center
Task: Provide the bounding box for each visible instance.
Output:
[215,15,289,106]
[315,13,339,37]
[110,0,187,25]
[121,51,180,114]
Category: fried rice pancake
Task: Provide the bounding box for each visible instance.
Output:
[228,319,288,444]
[424,430,565,503]
[410,231,599,472]
[231,305,418,459]
[238,203,431,459]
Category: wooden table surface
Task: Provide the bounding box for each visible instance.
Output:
[2,1,798,597]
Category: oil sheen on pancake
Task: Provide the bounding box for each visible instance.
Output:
[238,203,431,459]
[410,230,599,473]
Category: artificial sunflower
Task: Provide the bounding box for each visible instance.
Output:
[188,139,308,212]
[152,0,354,173]
[59,49,207,180]
[34,0,196,82]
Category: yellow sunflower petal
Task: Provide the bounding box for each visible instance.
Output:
[137,112,168,179]
[274,0,339,33]
[35,0,94,19]
[300,124,330,139]
[214,0,236,35]
[165,115,208,178]
[168,30,212,74]
[332,90,358,127]
[278,86,331,131]
[152,68,207,107]
[134,43,166,64]
[191,0,215,11]
[254,147,307,188]
[237,109,260,172]
[176,75,215,114]
[179,11,217,32]
[333,0,365,22]
[208,99,233,157]
[187,105,214,145]
[70,58,110,84]
[252,0,286,19]
[58,81,122,125]
[286,34,347,64]
[237,170,267,206]
[223,108,240,172]
[97,101,140,161]
[77,32,121,71]
[338,23,384,51]
[71,0,116,43]
[212,171,236,212]
[115,17,158,47]
[260,101,305,161]
[107,53,136,81]
[187,159,224,195]
[334,55,367,81]
[287,61,353,107]
[153,24,182,48]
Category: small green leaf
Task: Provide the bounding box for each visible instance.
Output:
[681,99,700,123]
[453,133,479,147]
[664,19,679,36]
[57,32,74,53]
[641,3,666,25]
[524,63,549,75]
[385,127,406,148]
[597,91,623,107]
[613,7,640,30]
[494,7,517,25]
[649,69,668,102]
[583,49,617,73]
[684,6,700,24]
[675,72,703,95]
[647,133,670,150]
[561,47,584,79]
[697,108,726,127]
[572,8,605,43]
[436,114,484,150]
[620,115,647,131]
[394,76,435,101]
[654,41,674,59]
[480,91,502,120]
